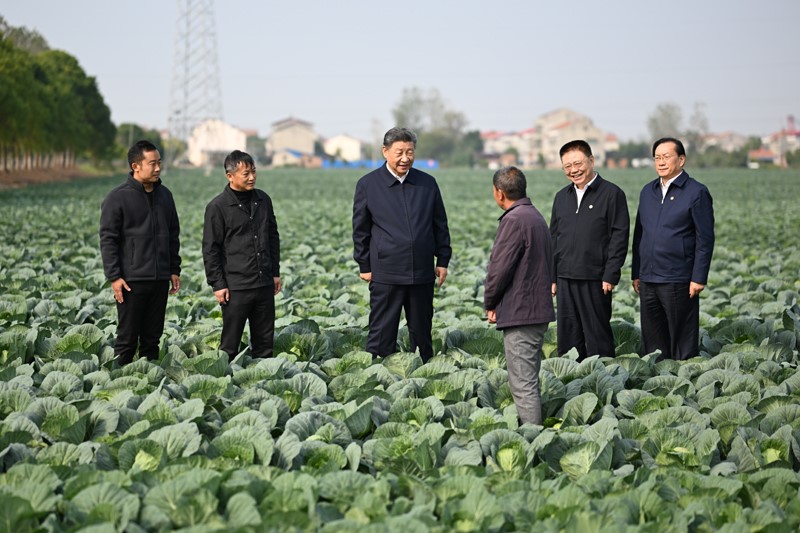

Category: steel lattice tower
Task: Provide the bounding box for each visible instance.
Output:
[167,0,223,142]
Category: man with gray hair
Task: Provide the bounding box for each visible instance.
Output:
[352,127,452,362]
[484,166,554,425]
[203,150,281,359]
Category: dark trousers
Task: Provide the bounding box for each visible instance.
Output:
[220,286,275,358]
[115,280,170,365]
[556,278,614,360]
[639,281,699,360]
[367,281,434,361]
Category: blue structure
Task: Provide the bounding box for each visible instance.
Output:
[322,159,439,170]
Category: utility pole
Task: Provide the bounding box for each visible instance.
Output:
[167,0,223,150]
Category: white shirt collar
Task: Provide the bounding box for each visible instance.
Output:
[660,170,683,198]
[386,162,409,183]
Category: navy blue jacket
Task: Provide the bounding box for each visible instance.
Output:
[203,185,280,291]
[99,174,181,282]
[484,198,555,329]
[352,165,451,285]
[632,171,714,284]
[550,175,629,285]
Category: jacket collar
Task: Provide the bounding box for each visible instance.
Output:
[222,184,264,205]
[127,172,161,192]
[498,197,532,220]
[565,173,604,195]
[379,164,418,187]
[651,170,689,191]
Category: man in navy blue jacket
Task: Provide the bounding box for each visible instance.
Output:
[352,127,451,361]
[632,137,714,360]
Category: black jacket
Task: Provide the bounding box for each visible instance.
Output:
[484,198,555,329]
[352,165,451,285]
[99,174,181,282]
[549,175,630,285]
[203,185,280,291]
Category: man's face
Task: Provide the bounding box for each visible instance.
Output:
[227,162,257,192]
[561,149,594,189]
[132,150,161,185]
[654,142,686,180]
[382,141,415,176]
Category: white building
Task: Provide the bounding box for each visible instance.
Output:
[187,119,247,167]
[323,134,362,162]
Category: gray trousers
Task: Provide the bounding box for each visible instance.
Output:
[503,323,547,425]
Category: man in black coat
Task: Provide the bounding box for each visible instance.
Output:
[203,150,281,359]
[550,140,629,360]
[352,127,451,361]
[99,140,181,365]
[485,166,554,425]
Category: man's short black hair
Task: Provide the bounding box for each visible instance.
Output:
[224,150,256,174]
[383,127,417,148]
[127,140,159,170]
[493,166,527,201]
[559,139,593,159]
[653,137,686,157]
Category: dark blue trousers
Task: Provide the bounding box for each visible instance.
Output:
[639,281,699,360]
[367,281,434,361]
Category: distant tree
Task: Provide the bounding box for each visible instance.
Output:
[116,123,163,160]
[615,140,650,160]
[0,16,49,54]
[647,102,683,140]
[684,102,710,157]
[391,86,475,166]
[246,135,267,164]
[786,148,800,169]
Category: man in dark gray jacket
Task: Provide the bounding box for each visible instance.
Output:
[99,140,181,366]
[484,166,554,425]
[203,150,281,359]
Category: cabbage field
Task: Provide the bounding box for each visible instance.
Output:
[1,167,799,531]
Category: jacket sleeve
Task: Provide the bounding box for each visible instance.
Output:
[99,194,123,281]
[202,202,227,291]
[352,179,372,273]
[549,198,559,283]
[690,187,715,284]
[267,195,281,278]
[432,183,452,268]
[631,208,642,280]
[602,187,630,285]
[168,193,181,276]
[484,218,523,310]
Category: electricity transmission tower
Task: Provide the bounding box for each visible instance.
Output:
[167,0,223,144]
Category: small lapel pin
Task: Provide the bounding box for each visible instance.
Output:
[589,204,593,209]
[670,196,675,201]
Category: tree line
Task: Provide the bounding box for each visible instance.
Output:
[0,17,116,173]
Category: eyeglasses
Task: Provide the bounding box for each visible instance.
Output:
[562,158,589,171]
[653,154,676,163]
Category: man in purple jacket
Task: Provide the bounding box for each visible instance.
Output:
[352,127,451,361]
[485,166,555,425]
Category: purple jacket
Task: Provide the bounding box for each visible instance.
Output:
[484,198,555,329]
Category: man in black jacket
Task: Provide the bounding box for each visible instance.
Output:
[485,166,554,425]
[550,140,629,360]
[352,127,451,361]
[203,150,281,359]
[99,140,181,366]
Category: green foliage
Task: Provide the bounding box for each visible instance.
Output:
[0,167,798,529]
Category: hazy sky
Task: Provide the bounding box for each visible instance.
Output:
[3,0,799,143]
